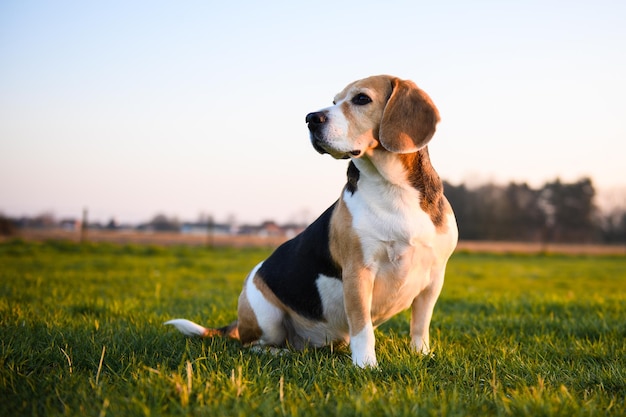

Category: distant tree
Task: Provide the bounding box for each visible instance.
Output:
[0,215,16,236]
[445,181,541,241]
[539,178,597,242]
[501,182,545,241]
[445,178,601,243]
[106,218,118,230]
[444,182,474,239]
[149,214,181,232]
[600,209,626,243]
[473,183,507,240]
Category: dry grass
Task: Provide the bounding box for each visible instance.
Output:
[9,228,286,248]
[8,228,626,255]
[455,240,626,256]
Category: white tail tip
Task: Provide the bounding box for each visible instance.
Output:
[164,319,207,337]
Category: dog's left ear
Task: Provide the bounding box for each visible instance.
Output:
[379,78,440,153]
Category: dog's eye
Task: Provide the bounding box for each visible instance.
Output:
[351,93,372,106]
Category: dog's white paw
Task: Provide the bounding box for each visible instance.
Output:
[350,323,378,368]
[411,337,431,355]
[353,354,378,368]
[164,319,207,337]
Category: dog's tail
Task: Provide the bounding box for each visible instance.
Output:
[164,319,239,340]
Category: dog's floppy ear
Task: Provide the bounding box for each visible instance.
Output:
[379,78,440,153]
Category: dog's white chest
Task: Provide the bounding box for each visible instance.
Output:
[343,176,436,257]
[342,184,437,325]
[371,242,433,323]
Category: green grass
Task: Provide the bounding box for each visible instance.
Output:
[0,239,624,416]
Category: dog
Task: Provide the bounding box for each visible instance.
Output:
[166,75,458,368]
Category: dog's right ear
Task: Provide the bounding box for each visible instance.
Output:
[379,78,440,153]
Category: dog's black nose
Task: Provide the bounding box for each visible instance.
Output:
[306,111,327,127]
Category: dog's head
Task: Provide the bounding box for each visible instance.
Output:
[306,75,440,159]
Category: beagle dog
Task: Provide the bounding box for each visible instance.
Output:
[166,75,458,368]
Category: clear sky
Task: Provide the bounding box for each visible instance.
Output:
[1,0,625,224]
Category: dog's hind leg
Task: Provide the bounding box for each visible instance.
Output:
[238,268,287,346]
[165,261,287,348]
[410,268,445,355]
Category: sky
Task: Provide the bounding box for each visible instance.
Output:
[1,0,625,225]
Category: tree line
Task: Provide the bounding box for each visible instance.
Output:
[444,177,626,243]
[2,177,625,244]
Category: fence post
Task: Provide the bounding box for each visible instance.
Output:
[207,215,214,248]
[81,207,88,243]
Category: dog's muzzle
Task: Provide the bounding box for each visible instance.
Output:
[306,111,329,155]
[306,111,359,159]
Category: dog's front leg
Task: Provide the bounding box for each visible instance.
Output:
[343,268,377,368]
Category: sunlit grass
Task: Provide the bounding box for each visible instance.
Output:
[0,240,624,416]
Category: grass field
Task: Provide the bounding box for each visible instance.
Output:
[0,239,624,416]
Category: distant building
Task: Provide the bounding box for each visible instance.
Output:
[59,218,80,231]
[281,223,307,238]
[181,222,232,235]
[236,220,303,237]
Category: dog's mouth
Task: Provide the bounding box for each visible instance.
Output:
[311,138,329,155]
[311,138,362,160]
